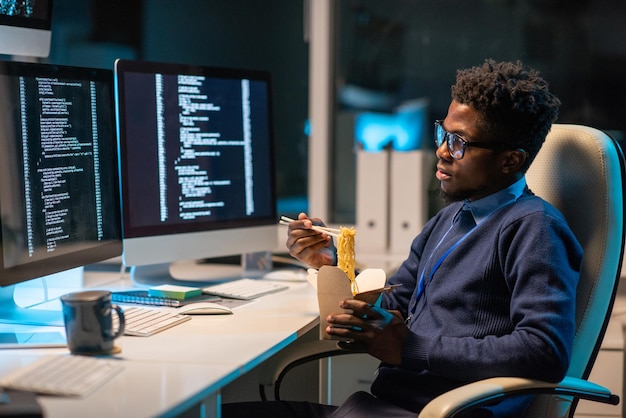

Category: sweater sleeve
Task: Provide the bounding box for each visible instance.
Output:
[399,206,582,383]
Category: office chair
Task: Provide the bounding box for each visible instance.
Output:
[258,124,625,417]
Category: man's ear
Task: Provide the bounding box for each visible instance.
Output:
[501,149,528,173]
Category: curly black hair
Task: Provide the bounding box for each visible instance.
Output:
[451,59,561,171]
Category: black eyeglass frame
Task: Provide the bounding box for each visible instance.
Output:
[434,120,505,160]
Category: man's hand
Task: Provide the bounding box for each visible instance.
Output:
[286,212,335,269]
[326,298,408,365]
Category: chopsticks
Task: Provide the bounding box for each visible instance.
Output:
[279,216,341,237]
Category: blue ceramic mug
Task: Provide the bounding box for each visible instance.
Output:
[61,290,125,355]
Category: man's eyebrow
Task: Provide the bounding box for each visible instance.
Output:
[446,124,472,140]
[440,119,477,141]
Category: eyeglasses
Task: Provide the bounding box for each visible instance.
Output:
[434,120,504,160]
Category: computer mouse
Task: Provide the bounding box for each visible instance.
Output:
[178,302,233,315]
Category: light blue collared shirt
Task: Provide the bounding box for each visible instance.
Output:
[464,176,527,225]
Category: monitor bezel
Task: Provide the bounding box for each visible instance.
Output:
[114,59,278,258]
[0,60,122,288]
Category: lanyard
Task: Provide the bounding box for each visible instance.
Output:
[406,199,517,323]
[408,223,477,319]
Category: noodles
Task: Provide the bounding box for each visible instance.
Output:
[337,226,358,295]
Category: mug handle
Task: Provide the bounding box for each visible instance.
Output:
[111,304,125,338]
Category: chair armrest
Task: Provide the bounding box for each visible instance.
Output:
[258,339,359,400]
[418,376,619,418]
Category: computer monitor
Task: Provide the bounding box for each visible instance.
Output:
[114,59,278,284]
[0,0,53,58]
[0,60,122,325]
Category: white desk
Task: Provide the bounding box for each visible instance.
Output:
[0,270,319,418]
[0,354,233,418]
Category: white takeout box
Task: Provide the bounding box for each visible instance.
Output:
[308,265,393,340]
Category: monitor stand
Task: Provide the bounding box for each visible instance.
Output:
[0,285,64,327]
[130,251,275,287]
[130,260,244,287]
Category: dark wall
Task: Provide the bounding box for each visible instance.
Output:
[337,0,626,137]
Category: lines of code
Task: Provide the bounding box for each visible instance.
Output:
[155,74,254,222]
[19,76,103,258]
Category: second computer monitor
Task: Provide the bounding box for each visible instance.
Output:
[115,59,278,283]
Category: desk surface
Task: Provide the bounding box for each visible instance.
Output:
[0,269,319,418]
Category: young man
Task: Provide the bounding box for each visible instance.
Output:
[224,59,582,417]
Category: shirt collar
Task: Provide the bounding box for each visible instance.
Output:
[464,176,526,225]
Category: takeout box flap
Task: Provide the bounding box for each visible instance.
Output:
[354,288,385,304]
[317,265,353,296]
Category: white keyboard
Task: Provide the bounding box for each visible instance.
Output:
[202,278,288,300]
[114,306,191,337]
[0,355,123,397]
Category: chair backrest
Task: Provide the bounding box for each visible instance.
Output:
[524,124,625,416]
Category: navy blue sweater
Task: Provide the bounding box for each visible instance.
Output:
[374,189,582,414]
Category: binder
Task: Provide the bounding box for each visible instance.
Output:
[389,150,435,255]
[355,148,390,254]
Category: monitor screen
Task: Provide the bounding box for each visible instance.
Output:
[0,60,122,324]
[0,0,53,58]
[115,59,278,283]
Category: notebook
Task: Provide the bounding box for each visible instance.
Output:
[111,290,219,307]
